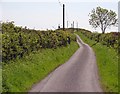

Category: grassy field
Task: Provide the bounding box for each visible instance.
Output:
[2,41,79,92]
[76,31,118,92]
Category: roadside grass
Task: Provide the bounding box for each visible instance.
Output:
[76,31,118,92]
[2,41,79,92]
[0,67,1,91]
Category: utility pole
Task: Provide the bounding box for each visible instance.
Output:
[58,24,60,29]
[76,22,78,31]
[71,23,72,28]
[67,21,68,28]
[63,4,65,31]
[77,22,78,28]
[73,21,74,28]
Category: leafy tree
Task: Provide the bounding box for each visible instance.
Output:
[89,7,118,34]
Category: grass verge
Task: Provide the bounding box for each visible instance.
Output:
[76,31,118,92]
[2,41,79,92]
[0,68,2,93]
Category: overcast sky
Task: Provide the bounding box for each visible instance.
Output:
[1,0,119,32]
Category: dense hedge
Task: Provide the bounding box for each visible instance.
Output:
[78,29,119,50]
[2,22,76,62]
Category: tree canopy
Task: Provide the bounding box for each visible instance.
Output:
[89,7,118,34]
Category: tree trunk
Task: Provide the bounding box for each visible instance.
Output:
[102,31,105,34]
[102,28,105,34]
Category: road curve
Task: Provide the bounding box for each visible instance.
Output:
[29,35,103,92]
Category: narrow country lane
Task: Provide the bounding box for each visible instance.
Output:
[29,35,103,92]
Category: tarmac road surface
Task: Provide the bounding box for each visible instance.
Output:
[29,35,103,92]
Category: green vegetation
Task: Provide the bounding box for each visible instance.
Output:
[2,22,75,62]
[2,41,79,92]
[2,21,78,92]
[2,21,118,92]
[0,25,2,93]
[76,30,118,92]
[89,7,118,34]
[0,67,1,90]
[78,29,119,50]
